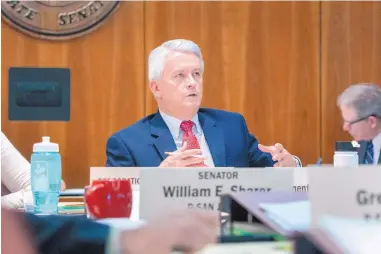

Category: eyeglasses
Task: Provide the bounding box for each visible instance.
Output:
[344,114,380,126]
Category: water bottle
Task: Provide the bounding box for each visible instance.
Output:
[334,141,359,168]
[31,136,61,214]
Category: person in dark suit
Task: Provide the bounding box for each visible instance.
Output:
[337,83,381,165]
[106,39,301,168]
[4,209,218,254]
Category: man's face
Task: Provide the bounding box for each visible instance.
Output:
[340,106,376,141]
[150,51,203,117]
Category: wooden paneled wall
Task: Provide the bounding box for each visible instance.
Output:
[1,1,381,188]
[1,2,145,188]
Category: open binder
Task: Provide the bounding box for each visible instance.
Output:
[220,191,309,239]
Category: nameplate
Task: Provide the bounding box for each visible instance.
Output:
[293,167,309,192]
[89,167,140,190]
[308,166,381,224]
[268,167,309,192]
[139,167,294,220]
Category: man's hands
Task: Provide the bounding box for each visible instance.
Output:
[258,143,297,167]
[160,142,207,167]
[121,209,219,254]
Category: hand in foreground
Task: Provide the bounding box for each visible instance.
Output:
[258,143,296,167]
[160,141,207,167]
[120,209,219,254]
[2,208,36,254]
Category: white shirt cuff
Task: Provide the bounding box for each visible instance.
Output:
[106,228,122,254]
[293,156,303,167]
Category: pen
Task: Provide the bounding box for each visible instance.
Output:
[165,152,204,158]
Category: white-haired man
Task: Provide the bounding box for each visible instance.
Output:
[337,83,381,164]
[106,39,301,168]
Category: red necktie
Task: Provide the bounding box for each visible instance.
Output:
[180,121,206,166]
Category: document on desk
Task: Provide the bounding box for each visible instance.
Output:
[319,216,381,254]
[259,200,311,232]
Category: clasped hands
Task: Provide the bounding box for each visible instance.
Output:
[160,141,296,167]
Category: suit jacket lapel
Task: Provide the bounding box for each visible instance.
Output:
[358,141,381,164]
[150,112,177,160]
[199,112,227,167]
[358,141,367,164]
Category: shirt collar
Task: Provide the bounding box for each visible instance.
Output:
[372,131,381,150]
[159,109,202,139]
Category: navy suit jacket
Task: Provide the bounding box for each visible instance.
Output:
[106,108,275,167]
[24,213,110,254]
[358,141,381,164]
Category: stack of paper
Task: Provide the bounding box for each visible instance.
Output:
[60,188,85,196]
[259,200,311,232]
[318,216,381,254]
[59,188,85,203]
[58,202,85,214]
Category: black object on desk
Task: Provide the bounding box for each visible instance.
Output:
[335,141,357,152]
[294,228,345,254]
[59,188,85,197]
[219,234,275,243]
[294,234,324,254]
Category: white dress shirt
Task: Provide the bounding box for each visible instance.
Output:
[159,110,303,167]
[1,132,31,209]
[371,131,381,164]
[159,110,215,167]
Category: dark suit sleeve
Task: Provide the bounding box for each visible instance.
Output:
[24,214,110,254]
[106,135,136,167]
[240,115,275,167]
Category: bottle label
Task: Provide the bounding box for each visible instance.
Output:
[33,161,50,192]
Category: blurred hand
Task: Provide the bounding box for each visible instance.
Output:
[258,143,296,167]
[2,208,36,254]
[160,142,207,167]
[120,209,219,254]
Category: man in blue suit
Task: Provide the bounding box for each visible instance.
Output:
[337,83,381,165]
[106,39,301,168]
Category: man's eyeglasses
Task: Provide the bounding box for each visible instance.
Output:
[344,114,380,126]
